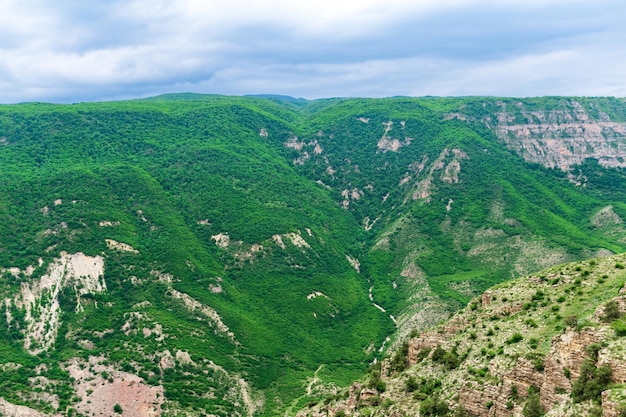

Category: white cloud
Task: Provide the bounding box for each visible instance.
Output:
[0,0,624,102]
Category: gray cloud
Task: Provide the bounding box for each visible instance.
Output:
[0,0,624,102]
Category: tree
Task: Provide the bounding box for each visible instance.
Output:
[572,360,612,404]
[113,404,123,414]
[523,392,543,417]
[420,393,450,416]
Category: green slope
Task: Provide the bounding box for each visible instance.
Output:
[1,95,626,416]
[0,98,390,416]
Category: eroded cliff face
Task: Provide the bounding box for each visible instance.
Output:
[489,100,626,171]
[3,252,106,354]
[0,254,259,417]
[297,253,626,417]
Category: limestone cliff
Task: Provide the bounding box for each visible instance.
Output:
[488,99,626,171]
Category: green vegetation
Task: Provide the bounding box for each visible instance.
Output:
[523,392,544,417]
[317,252,626,417]
[572,361,612,404]
[1,94,626,415]
[420,394,450,416]
[0,96,389,415]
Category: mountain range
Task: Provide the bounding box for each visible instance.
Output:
[1,94,626,416]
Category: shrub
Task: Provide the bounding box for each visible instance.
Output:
[431,345,446,362]
[442,351,460,370]
[390,341,409,372]
[372,377,386,393]
[417,347,432,362]
[526,352,545,372]
[571,360,612,404]
[405,376,419,392]
[564,315,578,328]
[603,300,621,322]
[381,398,394,408]
[113,404,123,414]
[420,394,449,416]
[414,377,442,396]
[367,369,386,393]
[612,319,626,336]
[506,332,523,345]
[585,343,603,361]
[523,392,543,417]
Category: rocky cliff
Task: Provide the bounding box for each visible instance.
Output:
[487,99,626,172]
[297,253,626,417]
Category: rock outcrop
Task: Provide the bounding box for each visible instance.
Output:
[297,253,626,417]
[3,252,105,354]
[492,100,626,171]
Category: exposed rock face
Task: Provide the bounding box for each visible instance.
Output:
[105,238,138,253]
[458,382,505,417]
[409,148,468,201]
[377,121,413,153]
[407,334,447,366]
[167,288,236,341]
[546,328,608,383]
[493,100,626,170]
[67,356,163,417]
[0,398,57,417]
[4,252,106,354]
[297,254,626,417]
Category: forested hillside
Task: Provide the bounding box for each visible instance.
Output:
[1,94,626,416]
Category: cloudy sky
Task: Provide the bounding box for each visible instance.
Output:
[1,0,625,103]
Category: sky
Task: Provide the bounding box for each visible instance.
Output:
[1,0,625,103]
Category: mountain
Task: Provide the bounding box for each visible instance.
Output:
[297,253,626,417]
[0,95,625,416]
